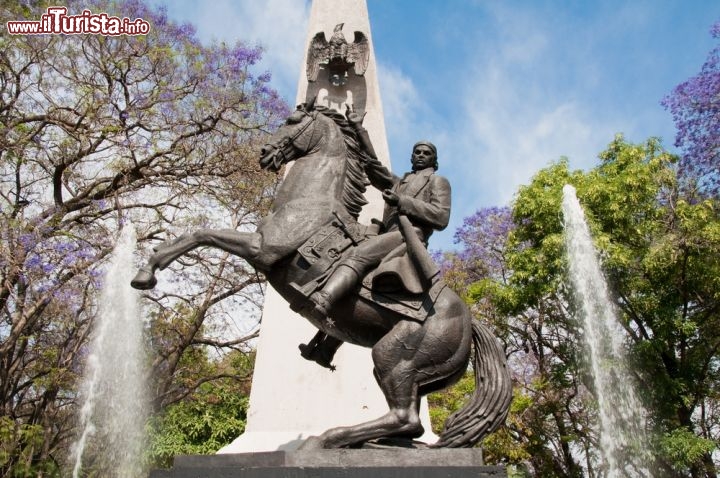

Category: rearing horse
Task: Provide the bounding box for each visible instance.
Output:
[131,102,512,449]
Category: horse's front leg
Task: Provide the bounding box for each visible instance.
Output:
[131,229,263,290]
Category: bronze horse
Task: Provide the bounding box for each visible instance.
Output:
[131,102,512,449]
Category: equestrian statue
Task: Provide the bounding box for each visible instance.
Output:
[131,99,512,449]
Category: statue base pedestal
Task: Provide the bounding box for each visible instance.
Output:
[150,450,506,477]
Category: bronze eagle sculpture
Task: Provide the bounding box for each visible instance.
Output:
[306,23,370,83]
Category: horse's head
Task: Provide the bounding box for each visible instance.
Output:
[259,100,319,172]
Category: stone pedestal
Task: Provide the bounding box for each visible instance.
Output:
[151,450,507,478]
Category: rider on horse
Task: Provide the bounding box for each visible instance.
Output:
[298,107,451,368]
[129,100,511,449]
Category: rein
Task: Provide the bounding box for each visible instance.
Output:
[268,111,317,170]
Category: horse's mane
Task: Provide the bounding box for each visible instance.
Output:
[314,107,370,219]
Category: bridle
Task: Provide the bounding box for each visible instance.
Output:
[264,109,316,171]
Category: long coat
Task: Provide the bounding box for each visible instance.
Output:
[365,158,451,242]
[362,157,451,294]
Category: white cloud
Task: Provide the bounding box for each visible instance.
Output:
[153,0,310,100]
[452,8,620,202]
[376,62,421,161]
[420,6,626,250]
[462,62,600,197]
[209,0,310,98]
[376,61,456,174]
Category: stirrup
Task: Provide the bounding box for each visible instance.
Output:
[295,290,331,324]
[309,290,332,318]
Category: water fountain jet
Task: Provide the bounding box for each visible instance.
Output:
[71,224,147,478]
[562,184,651,477]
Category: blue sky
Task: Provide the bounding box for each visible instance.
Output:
[151,0,720,251]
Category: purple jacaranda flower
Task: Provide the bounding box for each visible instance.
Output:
[19,233,37,252]
[255,84,271,96]
[52,241,73,254]
[232,45,262,66]
[177,23,196,37]
[61,252,78,266]
[150,5,168,27]
[36,283,52,294]
[159,90,174,101]
[92,275,105,290]
[712,21,720,37]
[662,19,720,195]
[451,206,515,283]
[81,248,94,260]
[120,0,145,15]
[26,254,42,270]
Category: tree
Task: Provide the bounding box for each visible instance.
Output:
[438,137,720,477]
[436,201,592,477]
[0,1,288,474]
[566,137,719,478]
[146,351,254,469]
[662,20,720,196]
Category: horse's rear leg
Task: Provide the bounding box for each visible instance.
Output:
[299,320,432,449]
[131,229,262,290]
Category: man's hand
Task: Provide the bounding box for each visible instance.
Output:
[345,104,366,126]
[382,189,400,206]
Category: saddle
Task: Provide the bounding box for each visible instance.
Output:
[290,215,445,323]
[358,244,445,322]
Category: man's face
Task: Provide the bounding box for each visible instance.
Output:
[411,145,435,171]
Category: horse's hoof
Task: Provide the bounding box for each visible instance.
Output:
[297,436,325,450]
[130,266,157,290]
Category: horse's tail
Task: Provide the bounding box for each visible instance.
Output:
[434,319,513,448]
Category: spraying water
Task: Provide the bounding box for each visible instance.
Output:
[72,224,147,478]
[562,185,651,477]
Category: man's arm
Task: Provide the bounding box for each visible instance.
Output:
[396,175,451,231]
[346,106,397,191]
[364,155,396,192]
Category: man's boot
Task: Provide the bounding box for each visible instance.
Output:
[299,331,343,371]
[306,264,360,321]
[297,264,360,369]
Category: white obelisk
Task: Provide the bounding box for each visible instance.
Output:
[219,0,435,453]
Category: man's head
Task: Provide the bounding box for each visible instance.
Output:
[411,141,438,171]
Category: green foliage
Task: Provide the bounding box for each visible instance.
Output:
[437,135,720,476]
[147,379,249,469]
[658,428,716,472]
[481,392,534,464]
[0,417,59,477]
[502,136,720,474]
[428,371,539,465]
[145,348,254,469]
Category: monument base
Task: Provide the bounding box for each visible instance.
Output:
[150,450,507,478]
